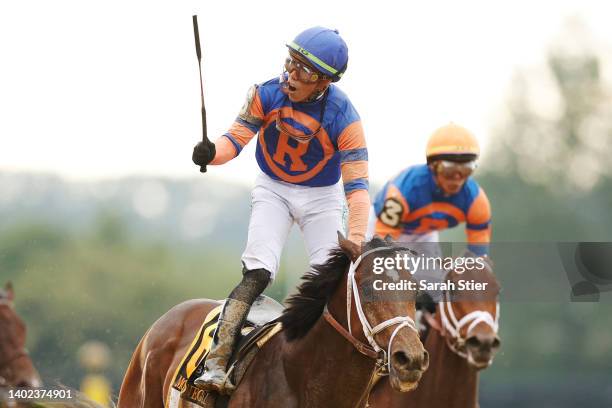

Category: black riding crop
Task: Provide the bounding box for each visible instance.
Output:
[192,15,210,173]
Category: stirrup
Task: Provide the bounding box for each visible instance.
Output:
[194,362,235,394]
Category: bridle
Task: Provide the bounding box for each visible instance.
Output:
[426,269,500,361]
[323,246,419,372]
[438,292,499,360]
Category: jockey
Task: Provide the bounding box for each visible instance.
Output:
[191,27,370,394]
[367,123,491,302]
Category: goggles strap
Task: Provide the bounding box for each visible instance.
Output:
[288,41,339,76]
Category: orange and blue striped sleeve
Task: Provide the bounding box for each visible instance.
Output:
[374,184,410,240]
[338,120,368,194]
[222,85,264,158]
[466,187,491,255]
[338,119,369,243]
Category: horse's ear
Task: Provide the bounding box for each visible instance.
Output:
[384,234,395,244]
[5,281,14,302]
[337,231,360,263]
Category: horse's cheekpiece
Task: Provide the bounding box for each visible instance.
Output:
[166,296,283,408]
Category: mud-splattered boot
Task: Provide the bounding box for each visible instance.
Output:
[193,298,249,394]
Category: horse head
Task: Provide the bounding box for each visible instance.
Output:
[0,282,42,389]
[436,256,501,369]
[336,234,429,392]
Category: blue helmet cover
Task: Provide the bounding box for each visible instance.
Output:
[288,26,349,81]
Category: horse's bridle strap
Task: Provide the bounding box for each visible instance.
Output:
[434,286,500,360]
[323,310,378,359]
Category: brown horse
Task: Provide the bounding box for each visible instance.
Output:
[368,258,501,408]
[118,236,429,408]
[0,282,41,390]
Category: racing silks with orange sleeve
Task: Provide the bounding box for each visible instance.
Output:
[372,164,491,255]
[210,77,369,241]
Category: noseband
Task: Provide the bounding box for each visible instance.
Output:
[323,246,418,372]
[435,273,500,360]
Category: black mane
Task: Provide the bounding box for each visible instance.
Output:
[279,237,392,341]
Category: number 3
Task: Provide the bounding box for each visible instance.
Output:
[380,198,403,227]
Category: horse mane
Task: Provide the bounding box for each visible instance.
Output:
[280,237,391,341]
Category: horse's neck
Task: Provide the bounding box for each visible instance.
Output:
[423,328,479,408]
[282,275,377,408]
[283,314,376,407]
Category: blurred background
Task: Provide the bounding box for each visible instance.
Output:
[1,1,612,406]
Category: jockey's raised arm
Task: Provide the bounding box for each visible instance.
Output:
[191,26,370,394]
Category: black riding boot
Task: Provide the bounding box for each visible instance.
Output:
[193,268,270,394]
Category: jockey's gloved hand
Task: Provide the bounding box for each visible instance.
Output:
[192,140,216,167]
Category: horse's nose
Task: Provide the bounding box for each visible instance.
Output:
[466,332,501,353]
[392,349,429,372]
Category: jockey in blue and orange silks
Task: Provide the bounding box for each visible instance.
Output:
[191,27,369,394]
[367,123,491,304]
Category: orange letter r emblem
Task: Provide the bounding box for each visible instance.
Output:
[273,133,309,171]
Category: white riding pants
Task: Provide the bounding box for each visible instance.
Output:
[366,205,445,300]
[241,173,345,280]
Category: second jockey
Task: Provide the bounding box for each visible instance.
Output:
[367,123,492,303]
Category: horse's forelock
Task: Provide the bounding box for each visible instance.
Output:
[363,236,389,251]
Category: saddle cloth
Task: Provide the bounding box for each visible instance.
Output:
[166,296,284,408]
